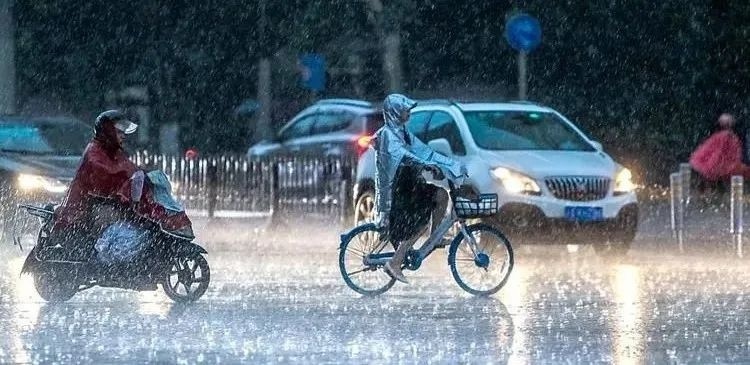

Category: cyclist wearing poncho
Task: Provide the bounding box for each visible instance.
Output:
[373,94,466,283]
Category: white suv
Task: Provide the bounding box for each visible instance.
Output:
[353,100,638,255]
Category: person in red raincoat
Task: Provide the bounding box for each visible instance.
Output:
[689,113,750,190]
[52,110,194,242]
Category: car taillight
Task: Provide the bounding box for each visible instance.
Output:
[357,135,373,148]
[356,135,374,155]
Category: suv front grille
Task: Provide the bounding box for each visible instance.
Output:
[545,176,610,201]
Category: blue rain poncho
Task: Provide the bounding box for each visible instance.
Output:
[147,170,184,214]
[127,170,184,214]
[373,94,466,227]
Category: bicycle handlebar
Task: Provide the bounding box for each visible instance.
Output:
[421,165,467,200]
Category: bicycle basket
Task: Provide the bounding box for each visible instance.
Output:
[453,194,499,218]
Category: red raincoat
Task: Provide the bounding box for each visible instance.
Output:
[53,122,192,235]
[689,129,750,182]
[54,140,136,230]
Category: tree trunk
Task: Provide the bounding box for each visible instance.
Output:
[256,58,272,142]
[0,0,16,114]
[366,0,403,94]
[383,32,403,93]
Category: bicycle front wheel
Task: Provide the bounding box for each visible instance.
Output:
[448,223,514,296]
[339,223,396,296]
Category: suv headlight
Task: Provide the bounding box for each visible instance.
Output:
[17,174,68,194]
[614,168,636,194]
[492,167,541,195]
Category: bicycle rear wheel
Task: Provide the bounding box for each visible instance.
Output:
[448,223,514,296]
[339,223,396,296]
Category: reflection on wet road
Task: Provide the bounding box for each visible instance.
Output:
[1,219,750,363]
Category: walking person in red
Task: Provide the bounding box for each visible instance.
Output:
[689,113,750,192]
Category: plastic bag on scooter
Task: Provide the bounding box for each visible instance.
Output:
[95,221,151,264]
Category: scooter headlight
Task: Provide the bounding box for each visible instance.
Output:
[17,174,68,194]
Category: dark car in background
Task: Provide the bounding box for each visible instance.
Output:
[247,99,383,159]
[246,99,383,211]
[0,116,92,230]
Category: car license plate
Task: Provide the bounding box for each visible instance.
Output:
[565,207,603,222]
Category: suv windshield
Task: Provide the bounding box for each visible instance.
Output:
[0,121,92,155]
[464,111,595,151]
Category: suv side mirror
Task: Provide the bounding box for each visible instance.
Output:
[590,140,603,151]
[428,138,453,156]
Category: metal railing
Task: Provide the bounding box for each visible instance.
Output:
[133,152,355,223]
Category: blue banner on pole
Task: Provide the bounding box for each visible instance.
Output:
[300,54,326,92]
[505,14,542,53]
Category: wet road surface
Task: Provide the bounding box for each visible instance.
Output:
[1,210,750,364]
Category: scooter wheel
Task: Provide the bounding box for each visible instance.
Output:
[162,253,210,302]
[33,267,77,302]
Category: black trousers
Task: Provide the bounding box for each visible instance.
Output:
[386,164,439,243]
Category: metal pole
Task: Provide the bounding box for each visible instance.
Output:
[207,161,218,219]
[679,162,691,207]
[339,179,348,228]
[731,175,743,258]
[269,159,279,225]
[518,51,528,100]
[670,172,684,252]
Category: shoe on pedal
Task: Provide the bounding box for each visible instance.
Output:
[384,262,409,284]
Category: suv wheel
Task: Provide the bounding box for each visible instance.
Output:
[594,206,638,258]
[354,189,376,226]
